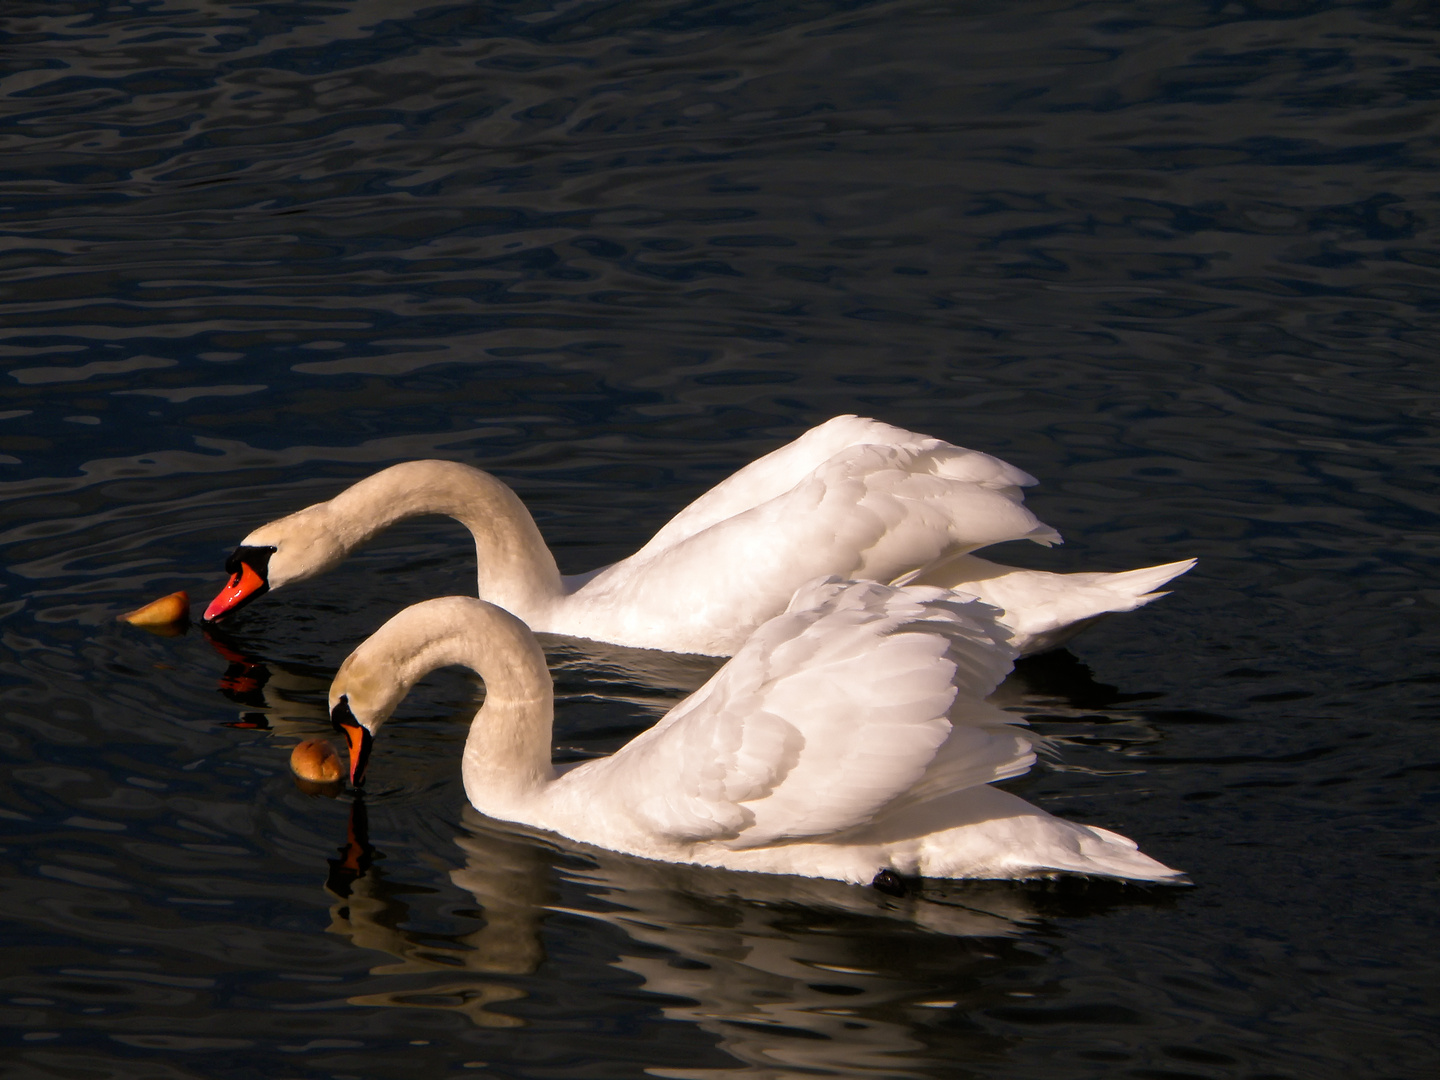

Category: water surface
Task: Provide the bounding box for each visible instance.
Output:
[2,2,1438,1078]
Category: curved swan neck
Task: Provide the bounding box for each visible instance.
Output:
[337,597,556,798]
[327,460,563,616]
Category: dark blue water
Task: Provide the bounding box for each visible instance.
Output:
[2,1,1438,1077]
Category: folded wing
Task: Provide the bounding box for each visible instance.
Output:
[571,440,1059,653]
[625,415,1042,563]
[583,579,1034,849]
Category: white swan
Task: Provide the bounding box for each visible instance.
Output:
[204,415,1193,656]
[328,579,1184,886]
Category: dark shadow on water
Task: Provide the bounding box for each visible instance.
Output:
[924,873,1188,924]
[1007,649,1163,711]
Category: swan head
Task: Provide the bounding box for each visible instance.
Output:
[327,639,418,787]
[203,505,349,622]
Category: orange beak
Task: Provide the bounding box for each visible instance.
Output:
[204,561,266,622]
[331,696,374,787]
[341,721,372,787]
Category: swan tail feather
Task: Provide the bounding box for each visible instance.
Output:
[1086,557,1198,605]
[893,555,1196,655]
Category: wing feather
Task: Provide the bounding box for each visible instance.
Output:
[590,579,1031,850]
[571,442,1059,654]
[627,415,1039,563]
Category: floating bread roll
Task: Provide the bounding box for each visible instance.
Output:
[290,739,343,784]
[118,590,190,629]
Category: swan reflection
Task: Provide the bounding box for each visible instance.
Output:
[492,813,1028,1077]
[312,798,1175,1075]
[206,629,333,737]
[319,799,546,1028]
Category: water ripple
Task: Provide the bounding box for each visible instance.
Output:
[3,2,1440,1078]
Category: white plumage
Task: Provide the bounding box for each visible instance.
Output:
[329,579,1184,886]
[208,415,1194,656]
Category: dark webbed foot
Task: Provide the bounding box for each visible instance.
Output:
[871,868,909,896]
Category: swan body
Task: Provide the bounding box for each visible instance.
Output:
[206,415,1193,656]
[329,579,1184,885]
